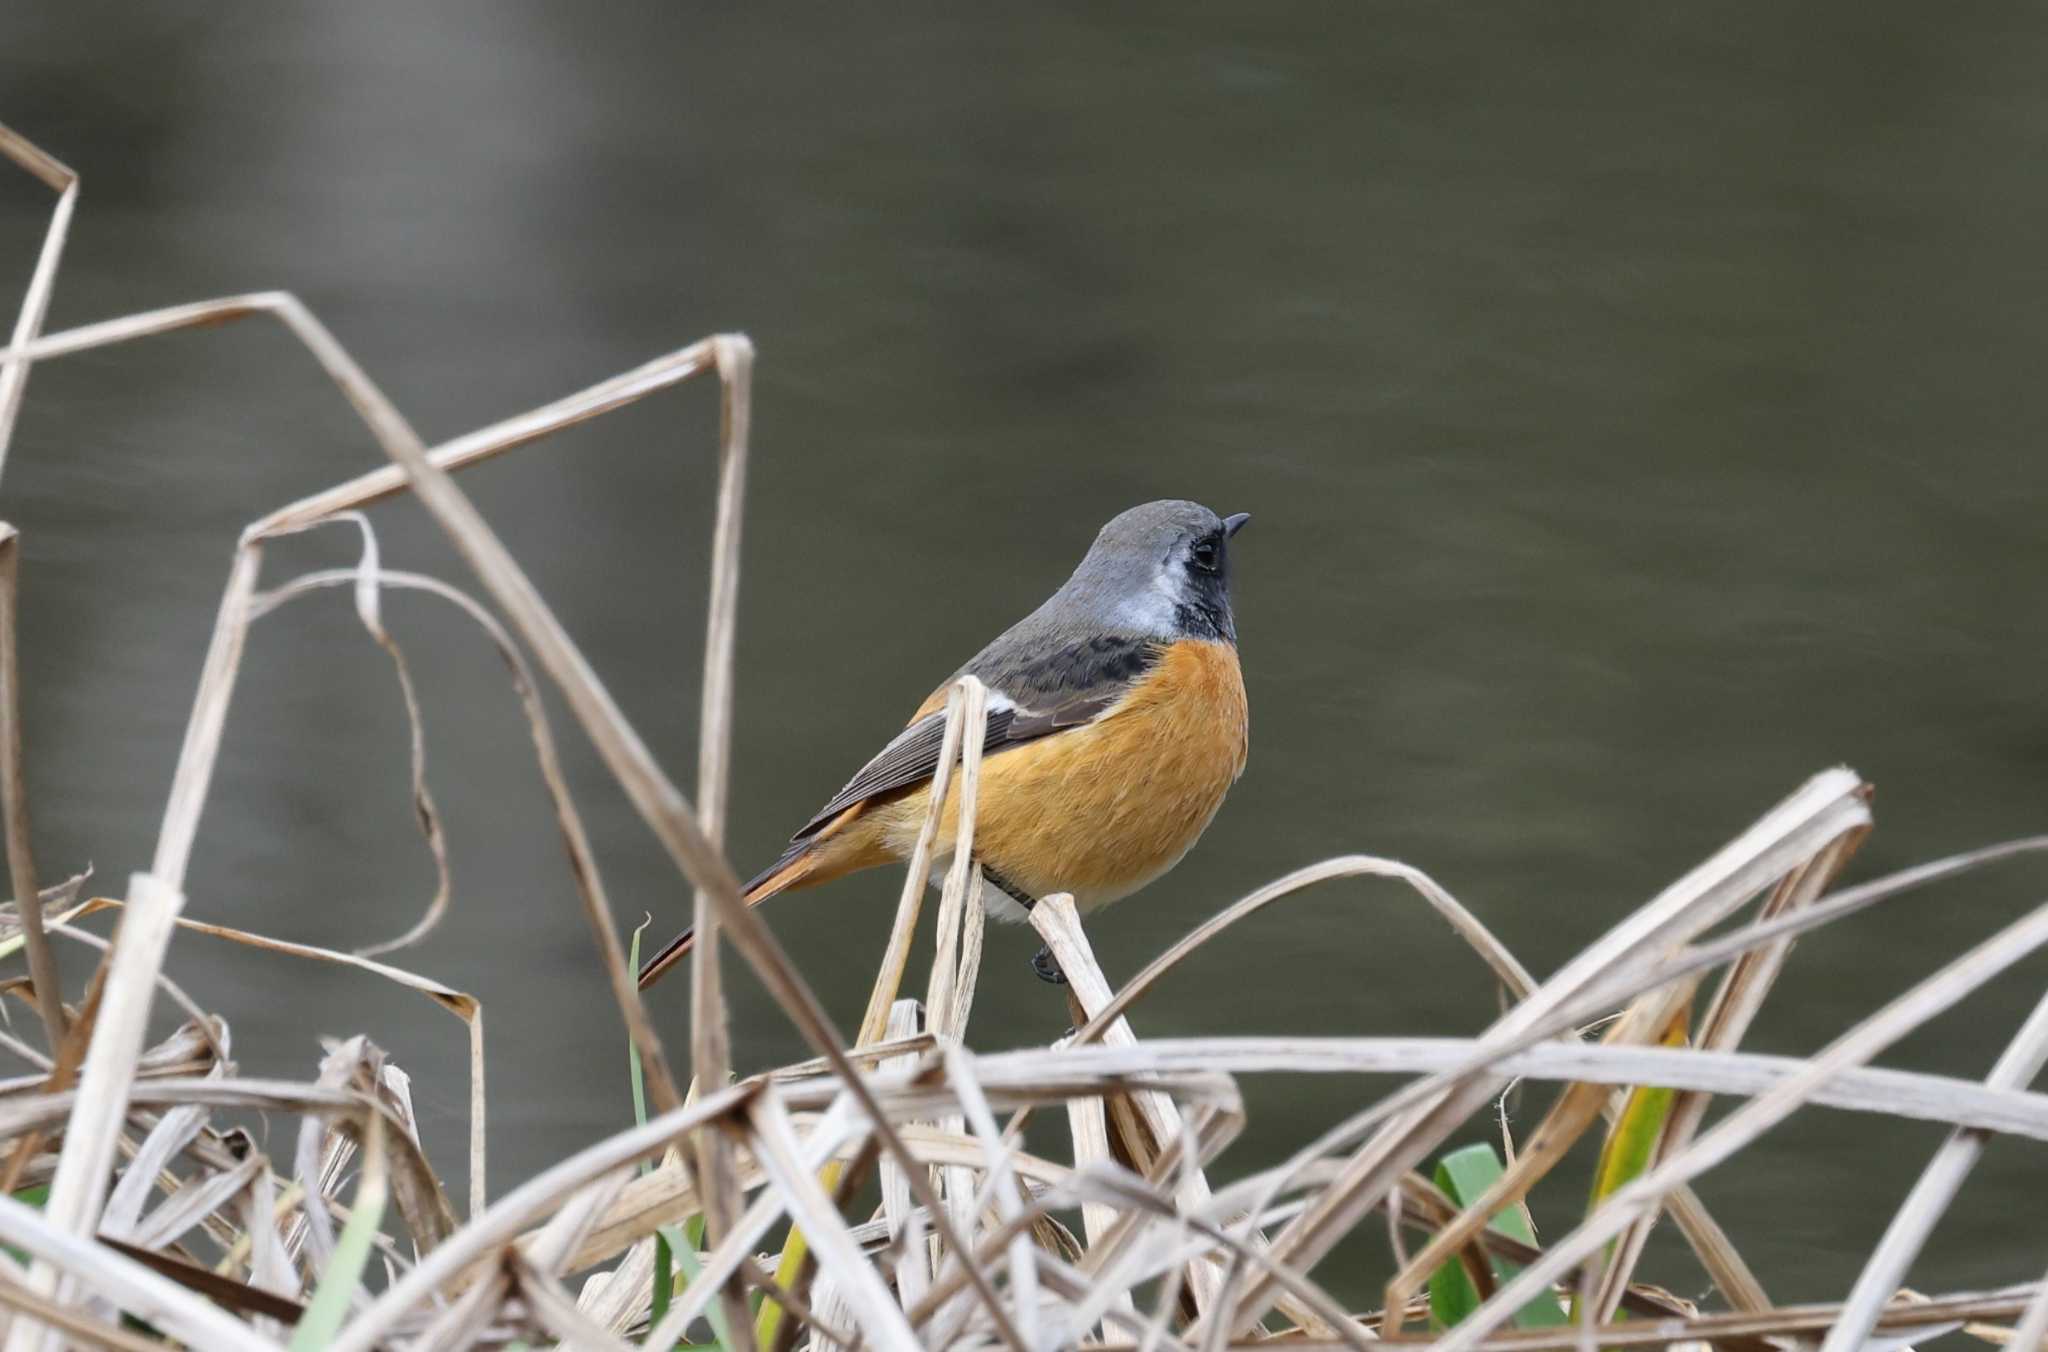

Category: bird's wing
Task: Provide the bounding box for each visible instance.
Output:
[788,634,1162,843]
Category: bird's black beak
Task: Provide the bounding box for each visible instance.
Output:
[1223,512,1251,538]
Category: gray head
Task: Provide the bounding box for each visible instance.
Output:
[1052,499,1250,643]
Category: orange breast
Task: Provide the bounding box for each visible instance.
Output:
[869,638,1249,909]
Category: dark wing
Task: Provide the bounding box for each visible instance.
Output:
[789,635,1161,843]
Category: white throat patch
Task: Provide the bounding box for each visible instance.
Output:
[1108,561,1183,637]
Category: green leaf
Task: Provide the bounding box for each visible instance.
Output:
[754,1162,840,1352]
[1427,1143,1568,1331]
[1589,1009,1689,1212]
[1589,1083,1677,1210]
[629,918,654,1150]
[651,1227,675,1330]
[289,1128,388,1351]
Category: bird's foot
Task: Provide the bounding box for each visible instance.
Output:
[1031,944,1068,986]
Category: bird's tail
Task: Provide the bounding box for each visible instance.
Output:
[635,846,818,991]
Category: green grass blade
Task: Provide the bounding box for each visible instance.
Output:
[1427,1143,1568,1331]
[289,1123,388,1351]
[629,918,654,1149]
[1589,1082,1678,1210]
[1589,1010,1690,1211]
[651,1227,675,1330]
[753,1163,839,1352]
[1575,1006,1690,1332]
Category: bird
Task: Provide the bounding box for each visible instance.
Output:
[636,499,1251,990]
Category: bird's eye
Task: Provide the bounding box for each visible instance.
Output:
[1190,538,1220,572]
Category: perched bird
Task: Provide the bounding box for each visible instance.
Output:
[637,499,1251,989]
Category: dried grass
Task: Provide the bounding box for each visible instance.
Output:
[1,118,2046,1349]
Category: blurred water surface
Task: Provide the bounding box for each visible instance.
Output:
[4,1,2047,1306]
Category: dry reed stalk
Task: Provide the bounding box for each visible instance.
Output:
[0,530,61,1050]
[1060,1030,1123,1256]
[772,1132,881,1352]
[917,679,991,1339]
[1431,894,2048,1352]
[1593,833,1865,1321]
[9,872,185,1352]
[1822,984,2048,1350]
[331,1081,756,1352]
[2011,1273,2048,1350]
[1035,846,1763,1324]
[1033,895,1229,1316]
[757,676,991,1349]
[0,300,757,1132]
[0,285,762,1337]
[1102,1279,2041,1350]
[0,1194,270,1352]
[1211,821,1995,1342]
[754,1092,920,1351]
[0,124,73,1058]
[879,999,932,1314]
[940,1042,1039,1344]
[512,1248,641,1352]
[1212,769,1871,1338]
[1378,976,1702,1336]
[0,1265,177,1352]
[857,676,985,1046]
[690,335,755,1352]
[924,678,990,1044]
[0,122,76,491]
[958,1037,2048,1139]
[86,827,486,1203]
[334,305,1021,1350]
[640,1096,864,1347]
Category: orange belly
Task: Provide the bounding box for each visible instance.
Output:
[842,638,1249,911]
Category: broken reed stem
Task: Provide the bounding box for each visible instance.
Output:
[1821,983,2048,1351]
[0,123,79,1052]
[1601,828,1867,1319]
[926,676,991,1045]
[0,298,742,1128]
[0,121,78,494]
[246,341,721,539]
[857,681,976,1047]
[696,335,751,857]
[689,335,755,1351]
[758,676,989,1350]
[1032,895,1228,1316]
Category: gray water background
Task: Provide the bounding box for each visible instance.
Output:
[5,1,2047,1311]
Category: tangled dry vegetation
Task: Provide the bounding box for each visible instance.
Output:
[1,120,2047,1351]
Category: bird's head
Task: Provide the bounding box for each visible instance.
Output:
[1064,499,1250,643]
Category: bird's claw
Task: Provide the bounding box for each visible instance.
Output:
[1031,945,1068,986]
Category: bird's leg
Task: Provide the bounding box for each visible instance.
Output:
[983,867,1068,985]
